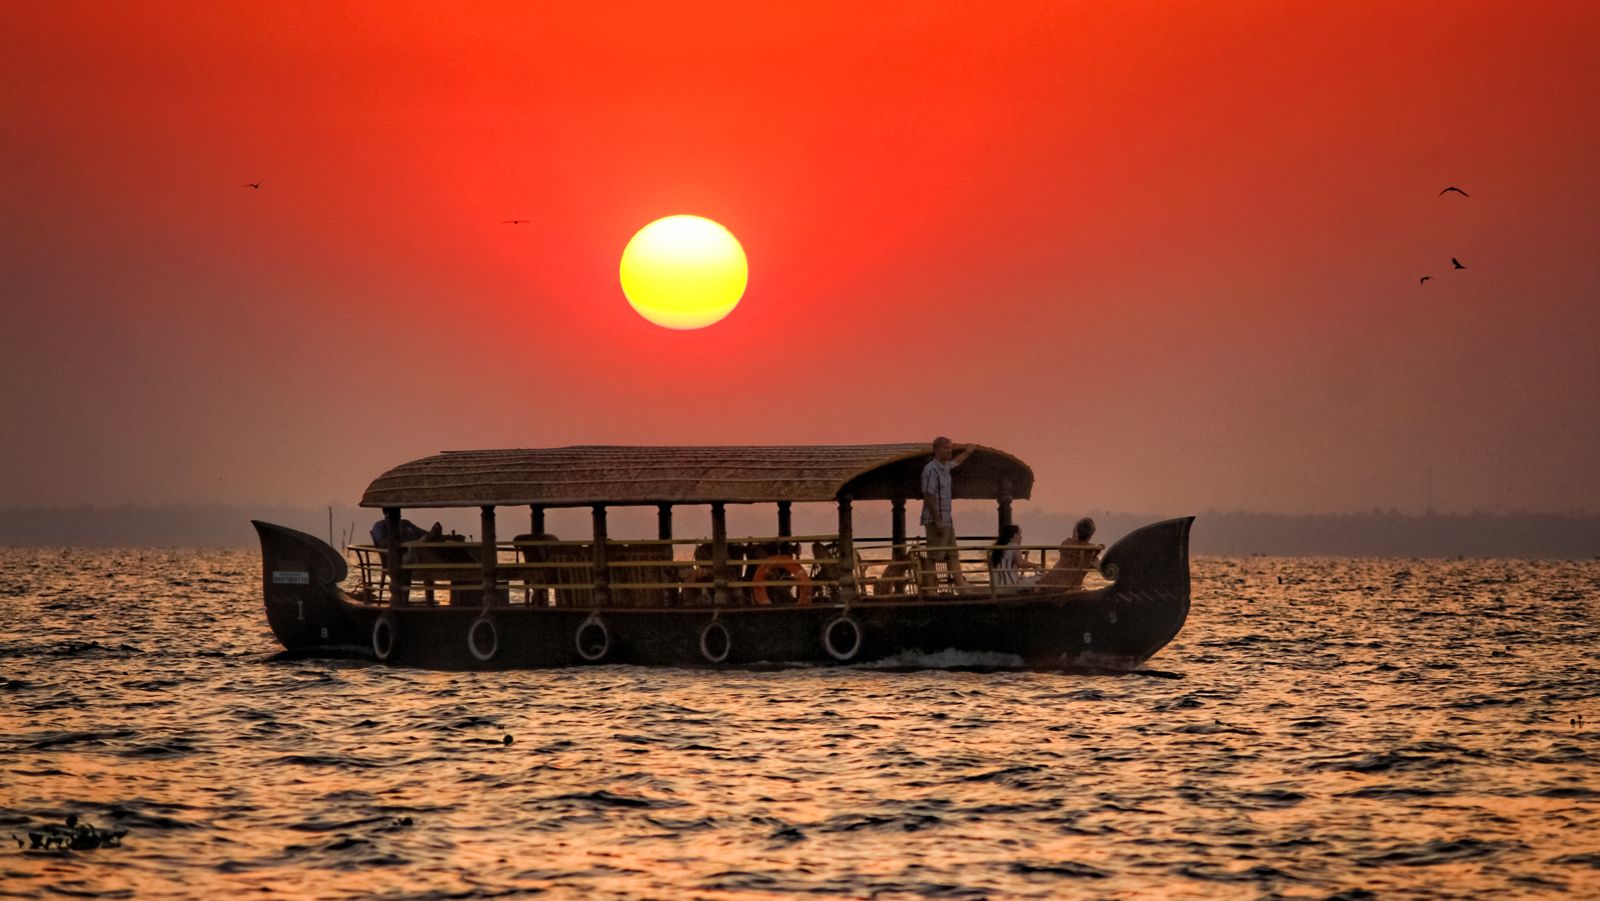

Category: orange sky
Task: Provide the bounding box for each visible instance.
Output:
[3,1,1598,515]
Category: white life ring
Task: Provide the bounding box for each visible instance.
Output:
[821,614,862,662]
[371,612,395,661]
[699,620,731,664]
[468,616,498,662]
[575,614,610,662]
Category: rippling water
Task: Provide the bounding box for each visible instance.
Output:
[1,549,1597,899]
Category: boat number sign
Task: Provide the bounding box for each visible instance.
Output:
[272,570,311,585]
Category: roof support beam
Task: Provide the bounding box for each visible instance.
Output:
[837,494,856,602]
[711,502,729,606]
[891,497,907,561]
[384,506,406,606]
[480,505,497,605]
[591,505,609,606]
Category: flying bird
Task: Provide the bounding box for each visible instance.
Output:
[1419,276,1432,284]
[1439,186,1468,197]
[503,219,530,225]
[244,182,261,189]
[1452,258,1466,269]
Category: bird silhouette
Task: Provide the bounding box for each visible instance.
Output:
[503,219,529,225]
[1439,186,1468,197]
[1452,258,1465,269]
[1420,276,1432,284]
[243,182,261,189]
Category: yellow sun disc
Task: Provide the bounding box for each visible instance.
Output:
[620,215,747,329]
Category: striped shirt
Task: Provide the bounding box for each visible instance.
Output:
[993,546,1026,586]
[921,458,954,527]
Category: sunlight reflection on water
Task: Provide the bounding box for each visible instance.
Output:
[1,550,1597,899]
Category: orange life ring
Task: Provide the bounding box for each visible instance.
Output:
[752,557,814,606]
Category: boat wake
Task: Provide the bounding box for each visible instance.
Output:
[856,647,1029,670]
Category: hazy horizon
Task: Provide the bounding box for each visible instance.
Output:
[5,501,1597,558]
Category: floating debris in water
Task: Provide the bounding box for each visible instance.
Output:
[770,825,806,842]
[14,814,128,852]
[1131,668,1184,679]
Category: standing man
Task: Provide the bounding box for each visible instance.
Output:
[922,436,976,588]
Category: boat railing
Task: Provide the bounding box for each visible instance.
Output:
[346,536,1103,607]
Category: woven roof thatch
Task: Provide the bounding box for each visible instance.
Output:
[360,444,1034,508]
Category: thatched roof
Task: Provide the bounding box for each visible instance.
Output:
[360,444,1034,508]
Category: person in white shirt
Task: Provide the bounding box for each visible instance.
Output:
[988,524,1041,587]
[921,436,976,588]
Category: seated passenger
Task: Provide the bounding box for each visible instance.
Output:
[679,542,716,605]
[809,540,841,580]
[727,542,753,603]
[370,517,426,547]
[513,532,559,606]
[732,541,758,590]
[1038,517,1103,589]
[873,559,914,595]
[989,524,1040,587]
[809,540,843,602]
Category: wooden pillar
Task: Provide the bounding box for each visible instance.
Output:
[657,503,673,541]
[479,505,497,605]
[777,501,792,538]
[528,504,548,608]
[837,494,856,601]
[591,504,609,606]
[997,479,1014,533]
[890,496,907,561]
[710,502,729,605]
[383,506,406,606]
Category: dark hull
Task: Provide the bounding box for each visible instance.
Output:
[252,517,1194,672]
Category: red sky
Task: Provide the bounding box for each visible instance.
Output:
[4,1,1598,516]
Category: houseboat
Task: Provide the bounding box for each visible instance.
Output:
[253,444,1193,670]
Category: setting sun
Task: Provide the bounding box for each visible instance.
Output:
[619,215,747,330]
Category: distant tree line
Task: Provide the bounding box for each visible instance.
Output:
[1,504,1597,558]
[1022,509,1600,559]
